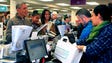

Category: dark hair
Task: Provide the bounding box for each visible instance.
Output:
[41,9,51,24]
[94,5,111,21]
[108,3,112,16]
[16,2,26,9]
[32,10,39,16]
[76,8,91,17]
[64,14,70,20]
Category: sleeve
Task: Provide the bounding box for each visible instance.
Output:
[76,39,87,45]
[85,29,112,57]
[79,23,92,39]
[6,20,13,43]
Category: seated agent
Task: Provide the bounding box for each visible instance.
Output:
[77,5,112,63]
[6,2,31,44]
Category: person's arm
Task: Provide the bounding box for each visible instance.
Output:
[77,28,112,56]
[6,20,13,43]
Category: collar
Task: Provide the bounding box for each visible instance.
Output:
[16,13,25,20]
[84,20,92,27]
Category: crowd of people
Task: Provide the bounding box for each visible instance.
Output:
[1,2,112,63]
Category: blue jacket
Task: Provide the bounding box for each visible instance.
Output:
[79,21,93,39]
[85,23,112,63]
[76,21,93,45]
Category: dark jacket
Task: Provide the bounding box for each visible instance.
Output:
[84,23,112,63]
[6,14,31,43]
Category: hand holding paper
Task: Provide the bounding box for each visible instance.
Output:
[11,25,33,51]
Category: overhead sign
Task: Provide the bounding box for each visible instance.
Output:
[70,0,86,5]
[0,6,8,12]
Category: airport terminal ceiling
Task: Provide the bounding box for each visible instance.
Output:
[0,0,112,13]
[25,0,112,12]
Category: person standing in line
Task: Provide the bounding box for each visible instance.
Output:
[40,9,56,35]
[63,14,73,30]
[31,10,41,30]
[75,8,93,63]
[6,2,32,63]
[77,5,112,63]
[51,11,63,35]
[75,8,93,45]
[6,2,31,44]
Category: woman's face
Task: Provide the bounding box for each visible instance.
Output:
[45,11,50,20]
[91,12,99,26]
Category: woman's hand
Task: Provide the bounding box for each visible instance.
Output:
[77,45,85,51]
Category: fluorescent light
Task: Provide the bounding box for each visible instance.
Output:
[61,10,68,12]
[56,3,70,6]
[39,0,53,2]
[28,7,32,9]
[0,0,6,2]
[0,4,9,6]
[86,2,99,5]
[35,9,43,10]
[42,7,49,9]
[53,8,59,10]
[25,1,40,4]
[70,7,82,9]
[26,4,30,6]
[28,10,33,12]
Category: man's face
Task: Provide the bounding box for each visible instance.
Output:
[17,4,28,17]
[51,14,57,20]
[76,15,83,25]
[32,15,40,24]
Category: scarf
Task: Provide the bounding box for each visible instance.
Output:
[86,21,110,43]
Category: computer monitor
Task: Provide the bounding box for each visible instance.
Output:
[24,39,48,62]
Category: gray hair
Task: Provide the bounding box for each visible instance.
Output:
[76,8,91,18]
[16,2,26,9]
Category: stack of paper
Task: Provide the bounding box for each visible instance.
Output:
[11,25,33,51]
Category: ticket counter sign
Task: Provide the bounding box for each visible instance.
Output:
[0,22,3,40]
[70,0,86,5]
[0,6,8,12]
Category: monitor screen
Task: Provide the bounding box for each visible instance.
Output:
[24,39,48,62]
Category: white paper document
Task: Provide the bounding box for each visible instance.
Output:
[58,25,70,37]
[54,37,83,63]
[11,25,33,51]
[36,24,47,35]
